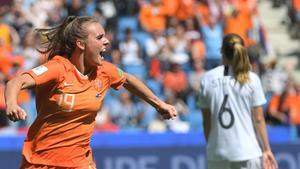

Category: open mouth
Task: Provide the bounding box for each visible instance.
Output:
[99,49,106,58]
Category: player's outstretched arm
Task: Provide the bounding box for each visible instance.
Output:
[5,73,35,122]
[123,73,177,120]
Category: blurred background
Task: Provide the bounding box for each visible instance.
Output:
[0,0,299,168]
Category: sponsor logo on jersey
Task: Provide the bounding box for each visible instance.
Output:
[96,93,101,98]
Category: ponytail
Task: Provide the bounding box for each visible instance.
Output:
[232,43,251,85]
[221,33,251,85]
[35,16,99,60]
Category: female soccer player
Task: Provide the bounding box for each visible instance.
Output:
[5,16,177,169]
[198,33,278,169]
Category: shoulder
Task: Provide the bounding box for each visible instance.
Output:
[99,60,118,70]
[249,71,261,83]
[98,61,124,76]
[202,66,224,81]
[51,55,67,62]
[50,55,72,70]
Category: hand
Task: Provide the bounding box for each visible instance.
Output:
[6,104,27,122]
[263,150,278,169]
[156,102,177,120]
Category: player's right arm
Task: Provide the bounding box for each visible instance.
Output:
[5,58,63,122]
[201,108,211,142]
[5,73,35,122]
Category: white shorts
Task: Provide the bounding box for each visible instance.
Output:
[208,157,262,169]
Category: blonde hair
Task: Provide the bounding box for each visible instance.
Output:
[221,33,251,85]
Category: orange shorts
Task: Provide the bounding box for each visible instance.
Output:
[20,158,96,169]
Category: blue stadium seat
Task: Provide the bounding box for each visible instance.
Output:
[267,125,291,143]
[132,31,151,48]
[117,16,139,33]
[145,79,162,96]
[187,94,197,112]
[186,110,203,131]
[116,32,125,41]
[123,64,147,79]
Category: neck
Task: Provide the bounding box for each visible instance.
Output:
[222,57,231,66]
[70,51,91,75]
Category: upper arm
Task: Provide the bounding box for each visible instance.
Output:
[123,73,135,88]
[24,61,63,87]
[20,73,36,89]
[6,73,36,90]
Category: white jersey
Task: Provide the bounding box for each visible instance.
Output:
[199,65,266,161]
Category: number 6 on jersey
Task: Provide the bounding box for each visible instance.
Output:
[218,94,234,129]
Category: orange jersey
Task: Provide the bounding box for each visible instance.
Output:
[139,4,167,32]
[174,0,195,21]
[196,2,210,26]
[282,95,300,124]
[23,56,126,167]
[293,0,300,11]
[0,24,12,51]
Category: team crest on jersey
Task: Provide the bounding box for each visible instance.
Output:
[32,65,48,76]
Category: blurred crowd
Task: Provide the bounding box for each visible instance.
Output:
[0,0,299,136]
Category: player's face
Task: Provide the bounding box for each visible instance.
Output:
[83,22,109,67]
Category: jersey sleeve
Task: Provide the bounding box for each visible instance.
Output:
[198,77,210,109]
[23,60,62,86]
[102,61,126,90]
[251,74,267,107]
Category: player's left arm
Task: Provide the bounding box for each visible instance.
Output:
[123,73,177,120]
[252,106,278,169]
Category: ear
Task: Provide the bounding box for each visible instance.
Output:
[76,40,85,50]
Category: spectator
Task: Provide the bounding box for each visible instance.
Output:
[188,59,205,95]
[197,13,223,70]
[167,24,189,65]
[139,0,167,32]
[185,17,206,62]
[0,13,20,52]
[162,0,179,17]
[174,0,195,21]
[163,57,188,101]
[136,100,158,129]
[119,28,143,66]
[164,91,190,133]
[66,0,84,16]
[223,1,253,47]
[109,89,140,130]
[281,79,300,136]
